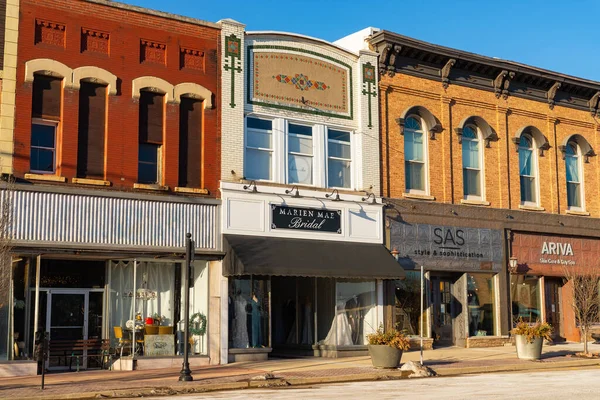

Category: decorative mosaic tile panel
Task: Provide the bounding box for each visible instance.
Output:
[35,19,66,48]
[253,51,349,114]
[81,28,109,55]
[140,39,166,65]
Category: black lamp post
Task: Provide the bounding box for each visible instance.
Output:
[179,233,194,381]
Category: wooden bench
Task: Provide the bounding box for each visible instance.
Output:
[48,339,111,371]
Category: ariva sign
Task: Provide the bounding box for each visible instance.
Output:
[271,205,342,234]
[541,241,574,256]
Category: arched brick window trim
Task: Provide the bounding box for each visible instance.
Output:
[173,83,213,109]
[73,66,117,95]
[24,58,73,87]
[132,76,174,103]
[455,116,498,147]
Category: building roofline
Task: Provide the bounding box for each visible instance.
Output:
[370,30,600,91]
[84,0,220,29]
[246,31,359,58]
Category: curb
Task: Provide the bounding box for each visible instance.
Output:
[435,359,600,376]
[14,359,600,400]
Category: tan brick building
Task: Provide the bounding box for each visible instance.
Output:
[368,30,600,346]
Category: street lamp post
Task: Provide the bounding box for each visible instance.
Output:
[179,233,194,382]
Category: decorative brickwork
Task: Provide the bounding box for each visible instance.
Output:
[81,28,109,55]
[180,47,204,71]
[34,19,65,48]
[140,39,166,65]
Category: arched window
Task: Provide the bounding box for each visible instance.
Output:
[565,141,583,210]
[462,125,483,199]
[404,116,427,193]
[518,135,537,205]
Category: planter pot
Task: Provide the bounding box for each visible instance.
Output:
[515,335,543,360]
[368,345,403,368]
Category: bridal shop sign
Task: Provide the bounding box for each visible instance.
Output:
[271,205,342,233]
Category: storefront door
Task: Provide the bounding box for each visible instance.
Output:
[545,279,563,341]
[432,278,454,345]
[30,289,104,370]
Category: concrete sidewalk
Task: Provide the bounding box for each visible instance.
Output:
[2,342,600,400]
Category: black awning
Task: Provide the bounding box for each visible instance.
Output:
[223,234,405,279]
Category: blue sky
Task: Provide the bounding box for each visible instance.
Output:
[122,0,600,81]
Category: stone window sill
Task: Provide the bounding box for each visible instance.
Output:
[25,173,66,183]
[174,187,209,195]
[403,192,435,201]
[518,204,545,212]
[566,209,590,216]
[133,183,169,191]
[72,178,111,187]
[460,199,490,206]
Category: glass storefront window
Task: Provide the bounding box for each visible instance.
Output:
[394,271,422,336]
[510,275,541,325]
[467,273,496,336]
[319,281,376,346]
[228,276,269,348]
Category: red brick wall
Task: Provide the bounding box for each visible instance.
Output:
[14,0,221,197]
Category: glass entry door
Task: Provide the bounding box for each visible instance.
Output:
[29,289,105,370]
[432,278,454,346]
[545,279,563,341]
[50,293,86,341]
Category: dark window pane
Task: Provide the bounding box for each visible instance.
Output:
[31,124,56,148]
[328,129,350,142]
[247,117,272,130]
[138,164,158,184]
[138,143,158,183]
[139,143,158,163]
[31,148,54,172]
[289,123,312,136]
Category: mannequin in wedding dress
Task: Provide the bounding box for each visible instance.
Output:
[301,296,313,345]
[232,290,249,348]
[318,300,353,346]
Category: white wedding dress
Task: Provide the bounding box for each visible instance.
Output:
[232,295,249,348]
[318,302,353,346]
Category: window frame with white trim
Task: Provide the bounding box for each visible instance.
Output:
[243,115,355,190]
[565,140,584,211]
[403,115,429,195]
[461,124,485,201]
[518,134,539,207]
[30,119,58,174]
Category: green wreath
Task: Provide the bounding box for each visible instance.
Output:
[189,312,207,336]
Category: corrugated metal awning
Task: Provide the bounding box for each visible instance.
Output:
[223,234,405,279]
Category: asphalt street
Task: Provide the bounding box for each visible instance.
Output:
[148,368,600,400]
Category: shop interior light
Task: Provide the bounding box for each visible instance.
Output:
[243,180,258,193]
[285,185,301,198]
[362,192,378,204]
[325,189,342,202]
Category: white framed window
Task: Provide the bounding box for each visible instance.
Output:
[462,125,483,200]
[404,116,427,194]
[30,119,58,173]
[288,123,313,185]
[518,134,538,206]
[565,141,584,210]
[138,143,162,184]
[327,129,352,189]
[245,117,274,181]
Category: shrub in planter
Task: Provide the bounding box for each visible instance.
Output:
[510,318,552,360]
[367,325,410,368]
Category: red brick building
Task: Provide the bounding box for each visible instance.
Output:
[3,0,224,371]
[14,0,220,194]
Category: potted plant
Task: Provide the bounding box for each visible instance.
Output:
[367,325,410,368]
[511,318,552,360]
